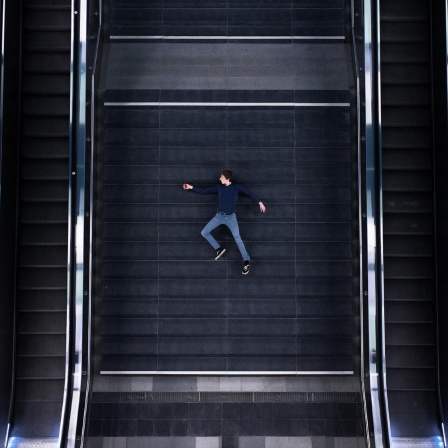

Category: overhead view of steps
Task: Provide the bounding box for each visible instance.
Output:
[2,0,448,446]
[107,0,347,39]
[380,0,440,439]
[9,0,72,440]
[81,1,366,446]
[96,39,357,374]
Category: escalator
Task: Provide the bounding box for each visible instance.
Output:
[380,0,441,440]
[9,0,71,441]
[6,0,448,445]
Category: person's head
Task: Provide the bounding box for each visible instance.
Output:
[220,170,234,185]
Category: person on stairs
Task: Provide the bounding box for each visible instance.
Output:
[183,169,266,275]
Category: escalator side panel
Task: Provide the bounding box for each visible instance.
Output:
[432,0,448,435]
[0,0,22,442]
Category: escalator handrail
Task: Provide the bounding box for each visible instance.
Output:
[79,0,102,443]
[62,0,89,446]
[0,0,4,175]
[0,2,13,447]
[362,0,391,445]
[62,0,102,446]
[3,1,24,446]
[373,0,392,444]
[430,0,448,445]
[59,0,76,444]
[350,0,372,445]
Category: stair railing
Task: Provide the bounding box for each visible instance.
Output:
[351,0,372,445]
[61,0,101,447]
[430,0,448,445]
[0,0,20,446]
[62,0,102,446]
[357,0,391,445]
[78,0,102,445]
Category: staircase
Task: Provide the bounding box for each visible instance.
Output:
[98,41,356,374]
[85,1,366,447]
[107,0,346,39]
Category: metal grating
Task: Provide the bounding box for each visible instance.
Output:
[7,438,59,448]
[91,391,361,403]
[391,438,445,448]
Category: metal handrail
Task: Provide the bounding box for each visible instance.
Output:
[362,0,390,445]
[0,0,4,175]
[63,0,102,446]
[350,0,371,444]
[0,3,11,448]
[373,0,391,444]
[3,1,24,447]
[80,1,102,445]
[63,0,88,446]
[431,0,448,445]
[59,0,77,444]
